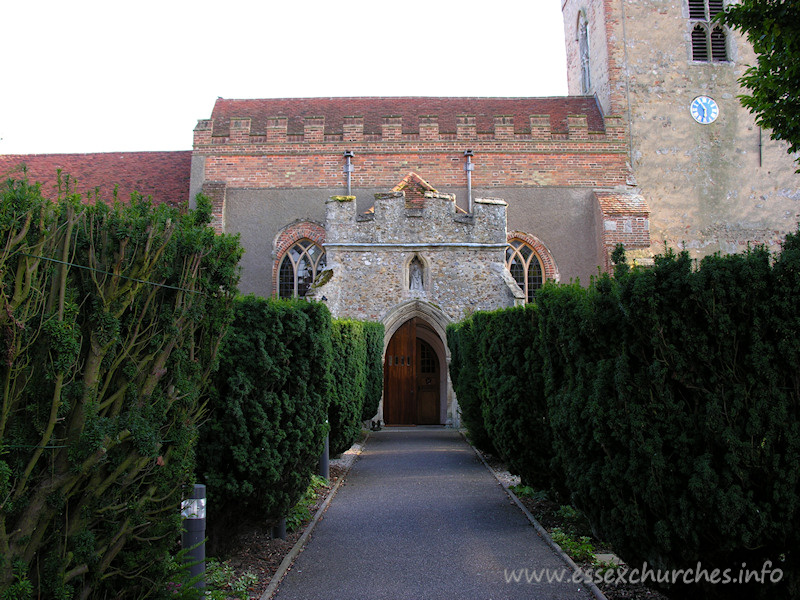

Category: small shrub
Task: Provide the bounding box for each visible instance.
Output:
[550,528,596,563]
[509,485,548,502]
[446,319,495,453]
[286,475,329,532]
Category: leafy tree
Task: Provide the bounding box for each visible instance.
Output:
[0,177,242,599]
[719,0,800,168]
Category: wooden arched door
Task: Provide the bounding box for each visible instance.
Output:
[384,318,441,425]
[384,319,416,425]
[415,338,440,425]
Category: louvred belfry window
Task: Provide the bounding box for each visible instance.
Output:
[278,239,326,298]
[689,0,728,62]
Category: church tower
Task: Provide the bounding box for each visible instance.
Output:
[562,0,799,258]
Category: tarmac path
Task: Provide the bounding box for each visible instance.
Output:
[272,428,594,600]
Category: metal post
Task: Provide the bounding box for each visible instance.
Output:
[272,517,287,540]
[181,484,206,590]
[343,150,354,195]
[319,432,330,481]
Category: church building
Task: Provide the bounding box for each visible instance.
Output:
[2,1,797,427]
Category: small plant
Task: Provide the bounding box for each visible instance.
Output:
[594,559,622,576]
[165,555,258,600]
[205,559,258,600]
[285,475,329,532]
[1,561,33,600]
[555,504,591,534]
[509,484,548,502]
[550,527,596,563]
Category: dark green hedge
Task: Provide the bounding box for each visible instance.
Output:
[540,242,800,599]
[361,321,385,422]
[471,305,558,490]
[452,233,800,599]
[329,319,367,456]
[196,296,331,546]
[447,319,495,453]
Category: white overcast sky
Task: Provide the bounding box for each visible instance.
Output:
[0,0,568,155]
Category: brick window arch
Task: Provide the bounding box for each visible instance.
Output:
[689,0,728,62]
[274,222,326,298]
[506,232,559,302]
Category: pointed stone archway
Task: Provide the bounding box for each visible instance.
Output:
[379,301,455,427]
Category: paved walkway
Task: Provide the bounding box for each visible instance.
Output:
[273,428,594,600]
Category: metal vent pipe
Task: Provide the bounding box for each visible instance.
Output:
[464,150,474,213]
[343,150,354,195]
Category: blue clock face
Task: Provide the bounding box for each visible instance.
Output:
[690,95,719,124]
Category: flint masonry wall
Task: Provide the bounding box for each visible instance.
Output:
[314,192,521,322]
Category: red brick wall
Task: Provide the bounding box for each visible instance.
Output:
[194,113,629,194]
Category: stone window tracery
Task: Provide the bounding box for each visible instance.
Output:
[689,0,728,62]
[277,239,326,298]
[506,239,544,303]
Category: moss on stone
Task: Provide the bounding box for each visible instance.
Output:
[313,268,334,288]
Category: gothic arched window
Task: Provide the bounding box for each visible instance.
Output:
[278,239,326,298]
[689,0,728,62]
[506,239,544,303]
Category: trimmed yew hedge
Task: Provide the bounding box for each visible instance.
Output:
[329,319,367,456]
[450,234,800,599]
[196,296,332,546]
[447,318,495,453]
[361,321,385,422]
[472,305,558,490]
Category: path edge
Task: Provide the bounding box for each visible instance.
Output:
[462,430,609,600]
[259,432,370,600]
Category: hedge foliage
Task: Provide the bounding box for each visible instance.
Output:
[195,296,332,547]
[447,319,495,453]
[329,319,367,456]
[450,234,800,599]
[472,305,558,491]
[0,178,242,599]
[361,321,385,422]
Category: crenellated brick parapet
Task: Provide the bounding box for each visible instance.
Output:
[192,112,631,192]
[193,112,626,148]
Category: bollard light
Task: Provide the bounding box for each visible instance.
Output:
[181,484,206,590]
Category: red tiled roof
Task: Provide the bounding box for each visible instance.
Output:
[209,97,605,137]
[0,151,192,207]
